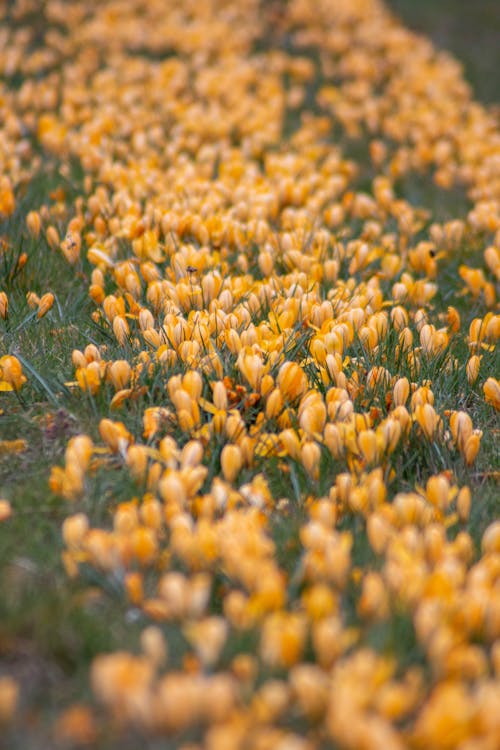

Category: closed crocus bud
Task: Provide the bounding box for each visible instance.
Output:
[324,423,344,459]
[485,314,500,340]
[84,344,101,363]
[483,377,500,410]
[76,362,101,395]
[301,441,321,480]
[366,470,387,506]
[112,316,130,346]
[0,676,18,724]
[466,355,481,385]
[260,374,274,398]
[358,571,389,620]
[109,360,131,390]
[261,613,306,668]
[482,521,500,554]
[212,380,228,411]
[126,445,149,482]
[237,349,264,391]
[37,292,54,318]
[125,571,144,605]
[91,653,154,721]
[14,252,26,277]
[289,663,329,720]
[180,440,203,468]
[414,403,439,440]
[138,308,154,331]
[277,361,308,402]
[99,419,131,454]
[426,474,451,511]
[446,306,461,332]
[26,210,42,238]
[60,232,81,264]
[66,435,94,470]
[125,272,141,298]
[25,292,38,310]
[0,499,12,522]
[266,388,284,419]
[220,444,243,483]
[72,349,87,369]
[379,418,401,454]
[158,472,187,505]
[87,245,114,268]
[143,327,161,348]
[484,245,500,280]
[299,392,327,434]
[46,225,60,249]
[456,486,471,522]
[464,431,482,466]
[392,377,409,407]
[258,249,274,277]
[0,292,8,319]
[132,526,158,566]
[62,513,89,549]
[301,584,338,620]
[183,617,228,667]
[367,513,392,555]
[279,429,301,461]
[0,355,27,391]
[449,411,473,452]
[182,370,203,400]
[110,388,132,409]
[141,626,168,668]
[140,497,163,530]
[357,429,378,465]
[419,324,435,354]
[390,305,408,330]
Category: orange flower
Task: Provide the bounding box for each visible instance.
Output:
[483,377,500,410]
[62,513,89,549]
[414,403,440,441]
[0,292,8,319]
[277,361,308,402]
[54,705,97,746]
[0,499,13,522]
[26,210,42,238]
[37,292,55,318]
[91,652,154,723]
[0,355,27,391]
[237,348,266,391]
[392,377,409,407]
[465,355,480,384]
[0,178,15,217]
[221,444,243,483]
[463,431,482,466]
[0,676,18,724]
[301,441,321,480]
[109,360,131,390]
[112,316,130,346]
[76,362,102,395]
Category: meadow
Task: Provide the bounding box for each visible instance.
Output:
[0,1,499,748]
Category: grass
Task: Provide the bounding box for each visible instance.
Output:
[0,168,127,746]
[0,2,499,748]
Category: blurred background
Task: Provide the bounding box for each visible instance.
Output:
[388,0,500,104]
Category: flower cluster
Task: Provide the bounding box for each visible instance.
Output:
[1,0,499,747]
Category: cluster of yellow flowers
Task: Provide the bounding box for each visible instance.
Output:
[1,0,499,746]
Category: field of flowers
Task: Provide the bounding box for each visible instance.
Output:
[0,0,499,748]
